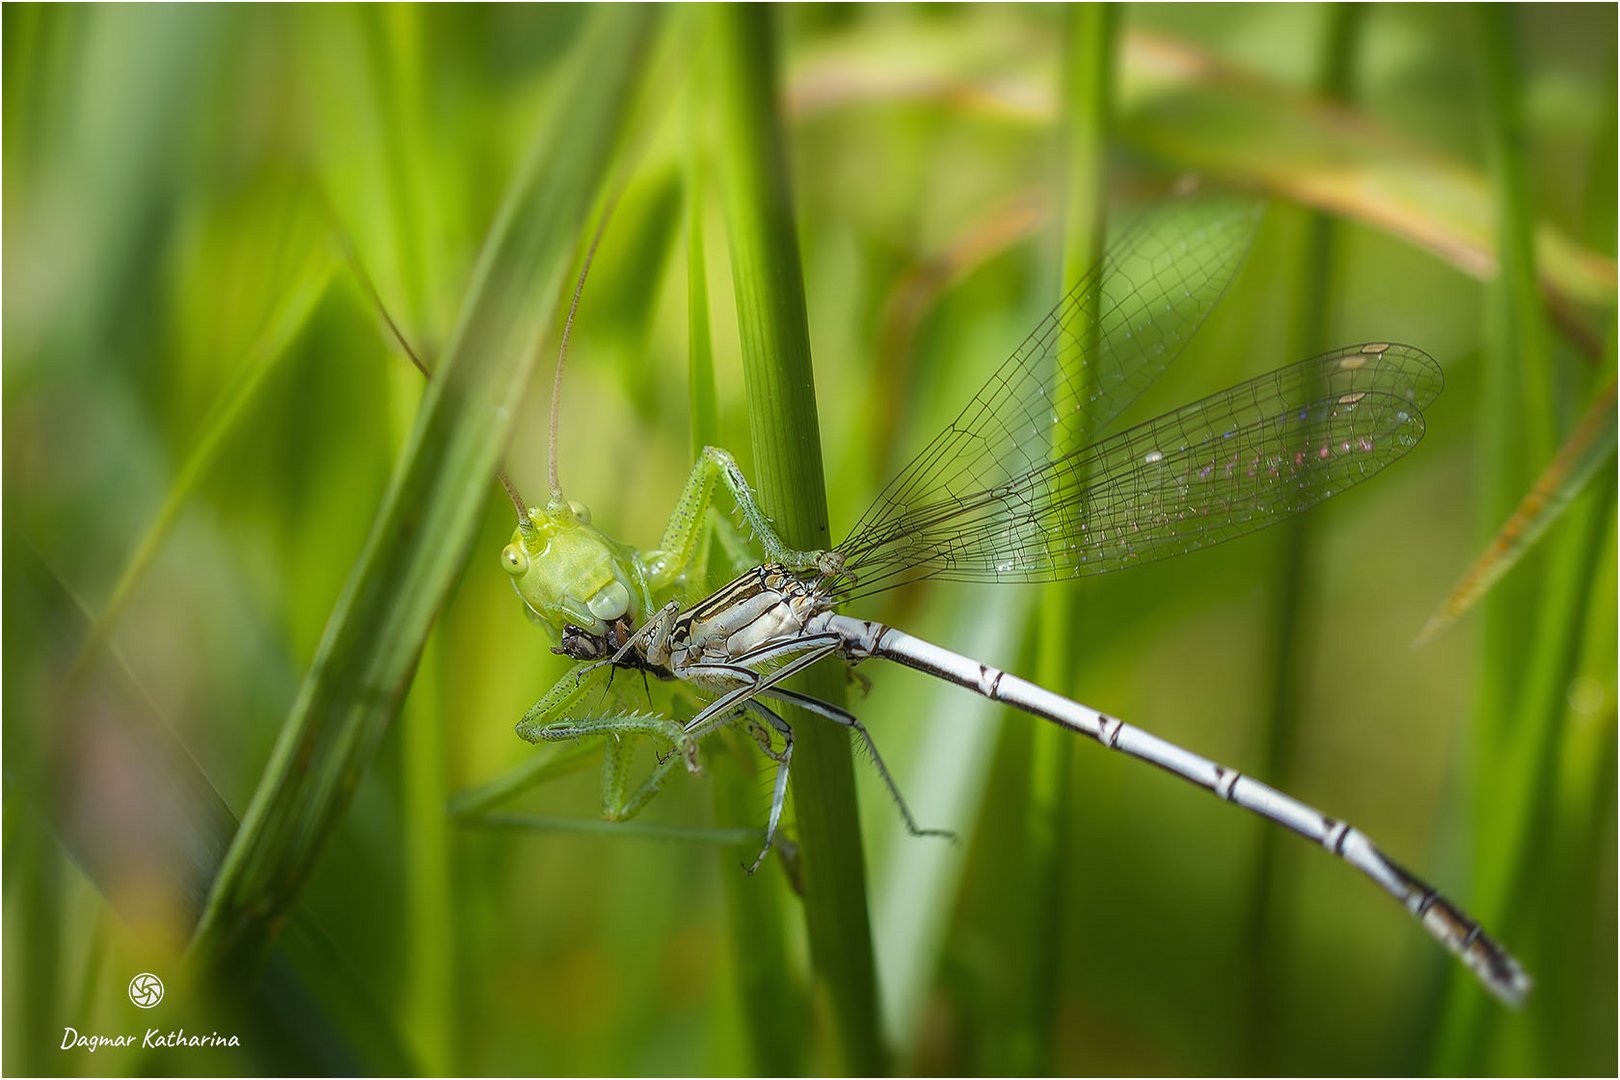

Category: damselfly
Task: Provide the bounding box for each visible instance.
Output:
[495,197,1529,1005]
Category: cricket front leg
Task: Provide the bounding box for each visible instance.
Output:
[515,663,615,743]
[642,446,835,591]
[516,664,700,769]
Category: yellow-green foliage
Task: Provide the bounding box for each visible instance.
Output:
[4,5,1613,1076]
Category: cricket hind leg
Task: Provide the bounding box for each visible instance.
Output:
[643,446,836,591]
[600,729,685,821]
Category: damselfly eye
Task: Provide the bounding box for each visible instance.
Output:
[500,543,529,577]
[568,500,592,525]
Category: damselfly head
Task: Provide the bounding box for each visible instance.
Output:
[552,624,610,661]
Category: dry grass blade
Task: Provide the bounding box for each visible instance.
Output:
[1416,378,1618,646]
[788,24,1615,347]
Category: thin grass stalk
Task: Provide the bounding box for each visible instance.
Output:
[1510,464,1616,1063]
[1471,355,1616,1071]
[687,159,720,466]
[1471,2,1558,749]
[1015,4,1114,1071]
[371,16,457,1050]
[400,639,453,1072]
[1537,485,1617,1070]
[76,256,335,669]
[4,518,64,1080]
[1532,89,1620,1069]
[1432,7,1561,1069]
[187,6,655,978]
[709,7,884,1072]
[68,915,109,1029]
[1242,7,1363,1067]
[10,819,62,1076]
[371,4,433,335]
[688,135,806,1074]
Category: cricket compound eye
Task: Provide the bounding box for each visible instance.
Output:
[568,500,592,525]
[500,543,529,577]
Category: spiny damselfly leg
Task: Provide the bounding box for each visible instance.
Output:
[498,197,1529,1005]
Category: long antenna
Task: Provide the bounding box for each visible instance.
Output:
[335,223,433,381]
[548,196,620,496]
[334,217,533,534]
[499,470,533,534]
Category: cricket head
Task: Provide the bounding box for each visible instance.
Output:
[503,204,640,639]
[500,492,639,638]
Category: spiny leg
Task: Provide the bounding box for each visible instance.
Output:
[526,710,701,774]
[600,731,685,821]
[741,702,794,875]
[762,685,953,842]
[643,446,836,590]
[515,662,616,742]
[673,637,950,842]
[635,691,794,873]
[450,738,604,820]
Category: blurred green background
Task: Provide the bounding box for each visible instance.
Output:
[4,4,1614,1076]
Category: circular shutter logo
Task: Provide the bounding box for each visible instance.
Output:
[128,973,164,1009]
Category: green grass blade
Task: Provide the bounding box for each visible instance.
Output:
[1014,4,1116,1072]
[400,645,453,1074]
[459,814,764,847]
[1241,9,1364,1066]
[1119,29,1614,319]
[687,162,720,464]
[1432,8,1566,1068]
[187,6,657,977]
[1534,494,1617,1070]
[710,7,883,1072]
[78,251,337,667]
[4,532,413,1073]
[688,121,807,1075]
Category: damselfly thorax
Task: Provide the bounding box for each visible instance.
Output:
[655,564,829,671]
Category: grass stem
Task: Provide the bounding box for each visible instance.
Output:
[710,7,884,1072]
[1014,4,1115,1071]
[1242,7,1363,1068]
